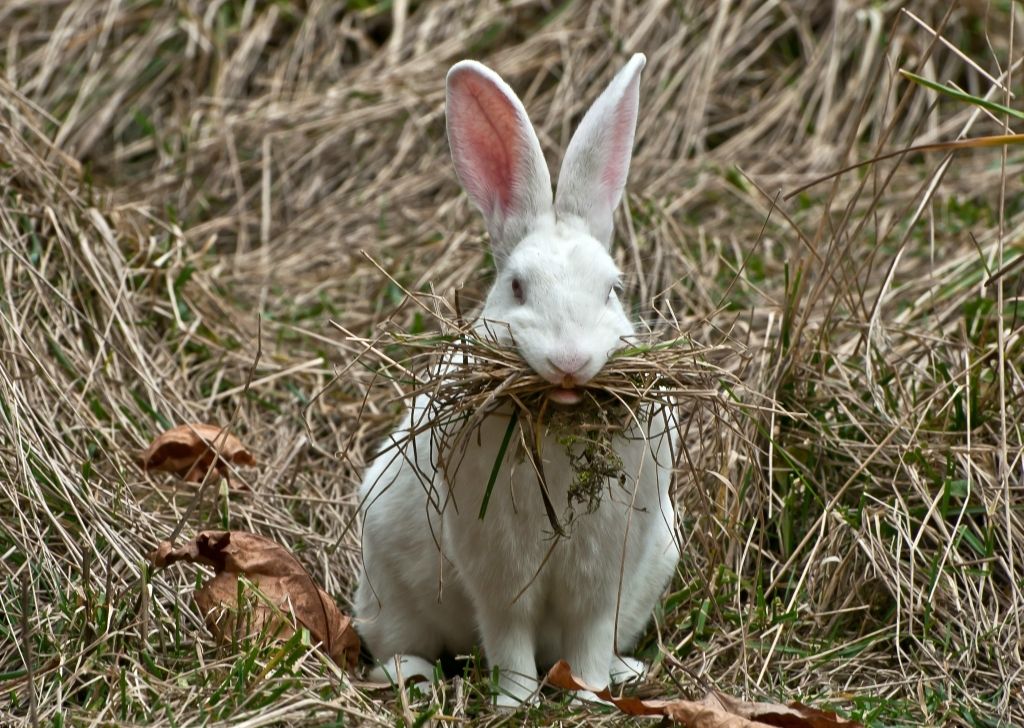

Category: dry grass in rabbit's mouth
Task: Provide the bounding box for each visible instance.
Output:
[335,294,749,535]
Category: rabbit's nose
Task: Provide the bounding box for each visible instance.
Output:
[546,354,591,381]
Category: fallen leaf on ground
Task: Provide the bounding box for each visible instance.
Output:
[140,423,255,489]
[546,660,862,728]
[148,530,360,669]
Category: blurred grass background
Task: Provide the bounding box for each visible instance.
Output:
[0,1,1022,725]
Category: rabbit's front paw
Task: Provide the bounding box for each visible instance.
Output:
[368,654,438,685]
[494,690,540,709]
[570,689,614,707]
[492,664,541,708]
[492,669,540,708]
[610,655,646,684]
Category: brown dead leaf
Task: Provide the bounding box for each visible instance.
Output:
[148,530,360,669]
[703,691,863,728]
[140,423,255,489]
[546,661,862,728]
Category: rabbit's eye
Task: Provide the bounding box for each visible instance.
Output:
[608,281,623,301]
[511,277,525,304]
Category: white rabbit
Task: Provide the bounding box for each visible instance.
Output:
[354,53,679,706]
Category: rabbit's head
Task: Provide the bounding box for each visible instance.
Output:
[446,54,645,405]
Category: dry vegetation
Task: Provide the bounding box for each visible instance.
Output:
[1,0,1022,725]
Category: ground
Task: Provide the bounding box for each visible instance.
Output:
[0,1,1022,726]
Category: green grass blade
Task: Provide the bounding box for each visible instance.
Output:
[900,69,1024,121]
[478,409,518,520]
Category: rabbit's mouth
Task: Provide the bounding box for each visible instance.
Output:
[549,387,583,406]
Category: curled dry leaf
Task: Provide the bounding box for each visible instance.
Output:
[140,423,255,489]
[546,660,862,728]
[148,530,360,669]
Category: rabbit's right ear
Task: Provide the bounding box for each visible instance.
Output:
[446,61,553,257]
[554,54,645,248]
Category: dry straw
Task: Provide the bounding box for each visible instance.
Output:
[335,273,758,535]
[0,0,1021,725]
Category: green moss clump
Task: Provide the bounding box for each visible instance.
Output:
[559,432,625,514]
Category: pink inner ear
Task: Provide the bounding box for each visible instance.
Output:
[448,72,522,215]
[601,91,638,210]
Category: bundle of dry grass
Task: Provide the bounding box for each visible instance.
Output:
[346,296,737,415]
[338,285,755,534]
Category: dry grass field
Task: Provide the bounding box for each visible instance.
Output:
[1,1,1022,725]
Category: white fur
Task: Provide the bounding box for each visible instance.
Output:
[354,53,679,706]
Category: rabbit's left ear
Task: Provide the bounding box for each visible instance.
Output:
[555,53,646,248]
[446,61,553,256]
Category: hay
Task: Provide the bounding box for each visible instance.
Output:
[336,284,755,534]
[0,1,1022,725]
